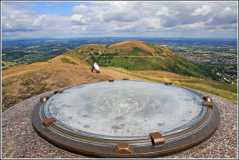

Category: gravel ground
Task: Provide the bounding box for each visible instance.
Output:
[2,90,238,159]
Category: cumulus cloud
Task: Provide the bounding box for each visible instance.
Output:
[2,5,46,32]
[2,3,73,39]
[205,6,237,27]
[71,14,88,25]
[2,1,237,39]
[192,5,211,16]
[156,7,171,17]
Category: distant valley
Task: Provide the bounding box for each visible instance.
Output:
[2,38,237,111]
[3,37,237,83]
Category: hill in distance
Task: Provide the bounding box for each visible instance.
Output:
[69,40,215,79]
[2,40,237,111]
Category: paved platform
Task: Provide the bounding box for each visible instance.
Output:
[2,90,237,158]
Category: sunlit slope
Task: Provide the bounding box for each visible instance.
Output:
[2,40,237,111]
[69,40,215,79]
[2,55,139,111]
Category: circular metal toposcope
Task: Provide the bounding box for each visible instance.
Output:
[32,80,220,157]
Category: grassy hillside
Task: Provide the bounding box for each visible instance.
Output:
[70,40,216,79]
[2,40,237,111]
[2,55,140,111]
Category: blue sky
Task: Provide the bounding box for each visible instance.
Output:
[2,1,238,40]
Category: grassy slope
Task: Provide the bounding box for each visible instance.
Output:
[2,40,237,111]
[2,55,139,111]
[71,40,215,80]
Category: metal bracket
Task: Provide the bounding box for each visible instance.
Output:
[150,132,165,145]
[202,96,213,108]
[115,143,134,154]
[42,117,56,127]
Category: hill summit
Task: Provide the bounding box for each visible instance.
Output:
[109,40,157,56]
[71,40,172,58]
[69,40,212,78]
[2,40,236,111]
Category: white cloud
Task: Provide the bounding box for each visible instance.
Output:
[156,7,171,16]
[2,5,46,32]
[72,4,89,14]
[32,15,47,27]
[71,14,88,25]
[192,5,211,16]
[2,1,237,39]
[178,22,205,30]
[143,18,162,30]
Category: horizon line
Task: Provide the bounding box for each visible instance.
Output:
[2,36,237,41]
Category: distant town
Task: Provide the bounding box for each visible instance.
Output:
[170,44,237,83]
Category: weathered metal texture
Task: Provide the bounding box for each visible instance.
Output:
[32,80,220,157]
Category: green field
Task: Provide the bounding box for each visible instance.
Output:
[94,55,213,78]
